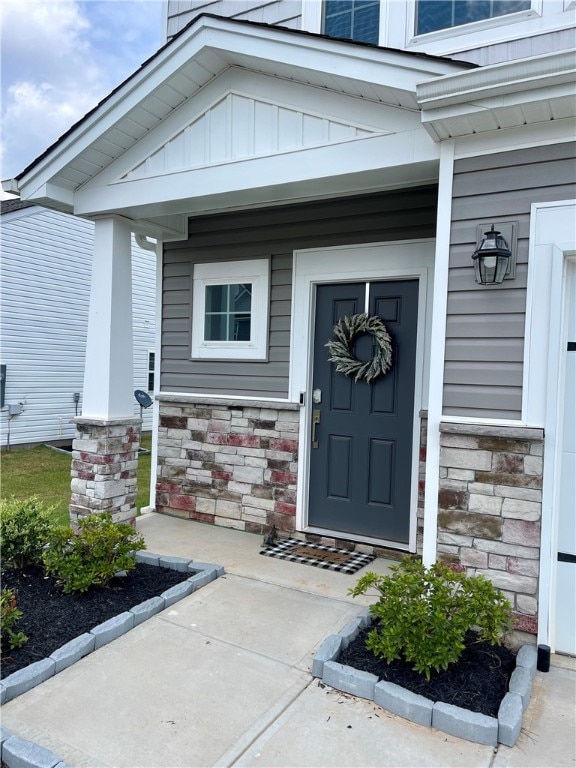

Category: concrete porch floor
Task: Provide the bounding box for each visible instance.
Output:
[1,512,575,767]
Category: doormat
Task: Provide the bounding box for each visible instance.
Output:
[260,538,375,574]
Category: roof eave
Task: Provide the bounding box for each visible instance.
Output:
[12,14,472,196]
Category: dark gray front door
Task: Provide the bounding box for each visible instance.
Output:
[308,280,419,544]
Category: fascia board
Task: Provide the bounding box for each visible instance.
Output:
[73,131,440,217]
[417,50,576,110]
[15,26,216,193]
[202,21,467,89]
[17,16,466,198]
[421,81,576,123]
[93,162,440,227]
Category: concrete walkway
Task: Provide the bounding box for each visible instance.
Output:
[2,512,575,767]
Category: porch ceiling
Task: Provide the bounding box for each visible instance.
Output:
[5,14,468,241]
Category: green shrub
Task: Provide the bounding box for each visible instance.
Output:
[43,513,146,594]
[0,496,57,569]
[1,587,28,654]
[350,557,512,679]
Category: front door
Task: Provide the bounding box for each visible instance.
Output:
[308,280,419,545]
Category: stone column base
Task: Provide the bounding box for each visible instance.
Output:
[70,417,141,526]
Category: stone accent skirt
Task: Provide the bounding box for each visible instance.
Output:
[437,422,544,638]
[155,396,420,562]
[70,417,141,526]
[155,397,300,535]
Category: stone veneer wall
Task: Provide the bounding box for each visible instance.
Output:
[156,397,425,561]
[156,398,300,534]
[437,422,544,638]
[70,418,141,526]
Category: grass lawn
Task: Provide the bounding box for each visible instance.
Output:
[1,433,152,527]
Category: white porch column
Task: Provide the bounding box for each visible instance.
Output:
[70,216,140,526]
[83,216,134,419]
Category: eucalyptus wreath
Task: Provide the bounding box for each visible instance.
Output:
[325,313,393,384]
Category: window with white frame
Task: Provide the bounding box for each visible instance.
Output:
[415,0,531,35]
[323,0,380,43]
[147,351,155,392]
[191,259,270,360]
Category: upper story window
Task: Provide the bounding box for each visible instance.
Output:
[416,0,532,35]
[324,0,380,44]
[191,259,270,361]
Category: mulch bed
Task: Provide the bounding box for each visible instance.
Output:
[1,563,188,679]
[2,566,516,720]
[339,626,516,717]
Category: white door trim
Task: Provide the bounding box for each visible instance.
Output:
[290,239,435,552]
[525,200,576,651]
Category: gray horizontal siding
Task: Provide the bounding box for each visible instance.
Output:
[162,187,438,397]
[166,0,302,38]
[444,141,576,420]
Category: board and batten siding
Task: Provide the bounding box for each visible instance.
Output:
[0,206,156,446]
[161,186,438,398]
[166,0,302,38]
[444,141,576,420]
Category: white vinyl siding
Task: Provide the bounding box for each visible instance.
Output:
[166,0,302,39]
[165,2,574,70]
[0,207,156,446]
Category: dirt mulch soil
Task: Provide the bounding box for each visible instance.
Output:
[338,626,516,717]
[1,563,189,679]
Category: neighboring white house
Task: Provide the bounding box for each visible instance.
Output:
[0,200,156,447]
[4,1,574,655]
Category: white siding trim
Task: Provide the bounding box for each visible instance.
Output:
[387,0,573,56]
[422,139,455,566]
[149,240,164,511]
[300,0,322,33]
[156,391,294,403]
[524,200,576,651]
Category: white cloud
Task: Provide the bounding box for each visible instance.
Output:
[1,0,162,187]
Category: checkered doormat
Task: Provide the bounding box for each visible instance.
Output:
[259,538,375,574]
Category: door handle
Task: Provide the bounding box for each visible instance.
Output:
[312,410,321,448]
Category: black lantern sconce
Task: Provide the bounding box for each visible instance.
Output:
[472,224,515,286]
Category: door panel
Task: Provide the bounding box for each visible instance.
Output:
[308,279,419,544]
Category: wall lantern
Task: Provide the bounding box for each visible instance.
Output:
[472,225,512,286]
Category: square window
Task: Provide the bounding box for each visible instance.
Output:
[324,0,380,44]
[204,284,252,341]
[191,259,269,360]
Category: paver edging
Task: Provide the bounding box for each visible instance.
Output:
[1,727,69,768]
[1,551,224,705]
[312,610,535,746]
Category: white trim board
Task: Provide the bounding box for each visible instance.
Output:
[290,239,435,553]
[524,200,576,652]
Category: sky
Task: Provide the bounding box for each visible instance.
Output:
[1,0,164,197]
